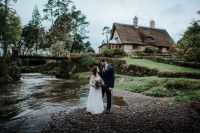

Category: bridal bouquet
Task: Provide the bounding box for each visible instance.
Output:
[95,79,103,89]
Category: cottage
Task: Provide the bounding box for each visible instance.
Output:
[99,17,176,53]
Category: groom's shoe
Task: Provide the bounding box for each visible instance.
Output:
[105,109,110,114]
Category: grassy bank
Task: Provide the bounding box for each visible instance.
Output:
[115,75,200,104]
[121,57,200,73]
[72,72,200,104]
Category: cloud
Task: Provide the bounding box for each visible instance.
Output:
[14,0,200,52]
[161,4,184,15]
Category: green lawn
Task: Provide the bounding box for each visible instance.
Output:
[115,75,200,104]
[121,57,200,73]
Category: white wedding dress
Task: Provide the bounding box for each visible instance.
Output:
[86,75,104,114]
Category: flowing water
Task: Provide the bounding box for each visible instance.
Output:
[0,73,126,133]
[0,73,89,133]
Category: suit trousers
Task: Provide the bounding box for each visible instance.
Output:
[102,89,112,110]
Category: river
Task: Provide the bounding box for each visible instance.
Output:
[0,73,89,133]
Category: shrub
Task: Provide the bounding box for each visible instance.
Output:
[144,46,160,54]
[185,48,200,62]
[143,56,200,68]
[172,90,200,104]
[101,48,126,58]
[143,87,175,97]
[118,64,159,76]
[77,55,126,72]
[165,79,200,90]
[158,72,200,79]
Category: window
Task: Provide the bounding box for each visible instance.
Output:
[115,37,118,43]
[145,37,155,44]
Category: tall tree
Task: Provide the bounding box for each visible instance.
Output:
[177,21,200,49]
[0,0,21,77]
[31,5,42,27]
[43,0,89,53]
[43,0,72,25]
[22,5,45,54]
[102,26,111,43]
[177,11,200,62]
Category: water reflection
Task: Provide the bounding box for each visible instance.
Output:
[0,73,88,133]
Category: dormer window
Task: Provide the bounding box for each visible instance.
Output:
[145,36,155,44]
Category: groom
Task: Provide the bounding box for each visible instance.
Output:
[99,59,115,114]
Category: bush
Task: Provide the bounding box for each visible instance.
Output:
[143,87,175,97]
[143,56,200,68]
[101,48,126,58]
[78,55,126,72]
[118,64,159,76]
[158,72,200,79]
[144,46,160,54]
[165,79,200,90]
[185,48,200,62]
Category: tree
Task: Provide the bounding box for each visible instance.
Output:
[30,5,42,27]
[21,5,45,54]
[43,0,89,53]
[102,26,111,43]
[0,0,19,58]
[177,21,200,49]
[177,11,200,62]
[43,0,72,25]
[0,0,21,77]
[83,41,95,53]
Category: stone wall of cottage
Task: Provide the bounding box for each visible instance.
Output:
[124,44,133,53]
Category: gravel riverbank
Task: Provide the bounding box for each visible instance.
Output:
[42,89,200,133]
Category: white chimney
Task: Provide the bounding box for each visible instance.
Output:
[150,20,155,28]
[133,16,138,27]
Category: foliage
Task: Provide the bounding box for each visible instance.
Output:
[101,48,126,58]
[177,21,200,49]
[44,0,89,53]
[21,5,45,54]
[118,64,159,77]
[71,72,91,79]
[30,5,42,27]
[143,56,200,69]
[158,71,200,79]
[0,3,21,49]
[177,20,200,63]
[143,87,174,97]
[0,0,20,79]
[134,46,160,54]
[185,48,200,62]
[144,46,160,54]
[83,41,95,53]
[102,26,111,43]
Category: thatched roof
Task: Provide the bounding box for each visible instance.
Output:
[110,23,176,48]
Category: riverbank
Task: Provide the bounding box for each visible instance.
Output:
[71,72,200,104]
[42,89,200,133]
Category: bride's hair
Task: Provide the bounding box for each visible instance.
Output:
[91,66,98,76]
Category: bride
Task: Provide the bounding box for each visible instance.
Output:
[86,66,104,114]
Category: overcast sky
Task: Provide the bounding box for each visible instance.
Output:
[14,0,200,51]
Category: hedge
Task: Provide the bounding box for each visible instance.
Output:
[144,56,200,69]
[158,72,200,79]
[118,64,159,77]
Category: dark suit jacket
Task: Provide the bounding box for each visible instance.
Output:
[99,65,115,90]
